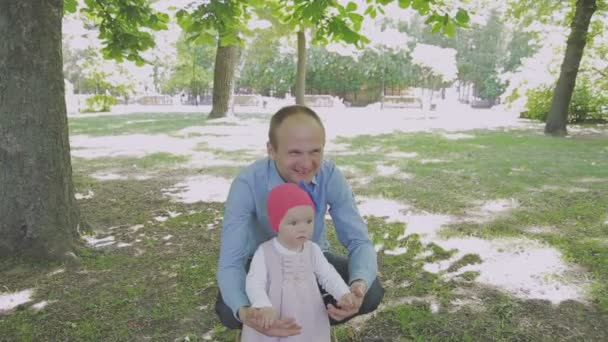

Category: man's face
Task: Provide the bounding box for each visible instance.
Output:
[268,114,325,184]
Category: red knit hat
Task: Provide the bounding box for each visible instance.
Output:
[267,183,314,233]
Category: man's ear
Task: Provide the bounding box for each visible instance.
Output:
[267,141,276,160]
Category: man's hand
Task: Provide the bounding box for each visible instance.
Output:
[327,280,367,321]
[239,306,301,337]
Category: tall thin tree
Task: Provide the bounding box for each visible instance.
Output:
[545,0,597,136]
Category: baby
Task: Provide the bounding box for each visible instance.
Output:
[242,183,357,341]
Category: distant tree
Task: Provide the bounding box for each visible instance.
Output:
[237,28,296,96]
[274,0,472,105]
[162,34,216,100]
[176,0,251,118]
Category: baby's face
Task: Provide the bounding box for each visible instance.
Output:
[277,205,314,251]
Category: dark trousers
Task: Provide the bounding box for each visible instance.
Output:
[215,252,385,329]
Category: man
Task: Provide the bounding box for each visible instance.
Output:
[215,105,384,337]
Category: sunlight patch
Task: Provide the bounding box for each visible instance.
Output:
[426,237,588,304]
[0,289,33,314]
[75,190,94,200]
[377,165,399,176]
[467,198,519,222]
[384,247,408,255]
[420,159,445,164]
[31,300,56,312]
[568,187,589,193]
[91,172,127,180]
[48,269,65,277]
[358,197,588,304]
[387,151,418,159]
[577,177,608,183]
[71,134,199,158]
[443,133,474,140]
[129,224,144,233]
[357,197,451,238]
[83,235,115,248]
[186,151,251,169]
[177,123,268,152]
[154,216,168,222]
[163,175,231,203]
[522,226,559,234]
[202,330,214,340]
[357,197,411,222]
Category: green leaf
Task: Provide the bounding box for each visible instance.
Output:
[398,0,412,9]
[443,20,455,36]
[248,0,266,7]
[431,21,443,34]
[64,0,78,13]
[193,33,216,46]
[342,29,360,44]
[425,14,441,25]
[367,7,377,19]
[346,1,358,12]
[349,12,364,25]
[412,0,430,15]
[455,8,470,24]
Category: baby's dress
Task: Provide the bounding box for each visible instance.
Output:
[241,240,330,342]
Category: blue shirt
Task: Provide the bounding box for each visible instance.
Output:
[217,158,378,317]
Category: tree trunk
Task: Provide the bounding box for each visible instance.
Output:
[209,39,239,119]
[545,0,597,136]
[295,31,306,105]
[0,0,80,260]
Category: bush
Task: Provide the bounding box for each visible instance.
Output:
[83,94,117,113]
[522,81,607,123]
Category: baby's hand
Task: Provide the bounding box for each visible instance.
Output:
[255,306,276,329]
[337,293,357,311]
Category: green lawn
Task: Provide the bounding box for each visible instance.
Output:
[69,112,237,136]
[1,122,607,341]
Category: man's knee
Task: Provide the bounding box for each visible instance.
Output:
[215,292,242,330]
[359,277,385,314]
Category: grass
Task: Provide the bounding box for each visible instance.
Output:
[335,130,608,311]
[69,112,238,136]
[73,152,191,177]
[1,178,225,341]
[1,120,608,341]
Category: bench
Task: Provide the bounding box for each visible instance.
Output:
[304,95,335,107]
[233,94,262,106]
[382,95,423,109]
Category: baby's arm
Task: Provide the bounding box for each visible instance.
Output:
[246,246,272,307]
[310,243,355,309]
[246,246,276,327]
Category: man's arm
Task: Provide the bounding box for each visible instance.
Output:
[217,176,255,319]
[326,165,377,289]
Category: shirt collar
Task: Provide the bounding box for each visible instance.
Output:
[267,159,318,191]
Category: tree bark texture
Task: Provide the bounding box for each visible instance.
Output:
[545,0,597,136]
[295,31,306,105]
[209,39,239,119]
[0,0,79,260]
